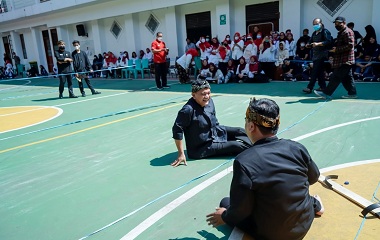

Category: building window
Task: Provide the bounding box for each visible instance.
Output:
[185,11,211,43]
[0,0,8,13]
[317,0,348,17]
[110,21,122,39]
[145,14,159,35]
[20,34,27,59]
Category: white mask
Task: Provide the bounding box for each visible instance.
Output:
[206,38,210,41]
[226,37,230,41]
[201,39,205,43]
[157,37,163,41]
[235,36,239,40]
[257,35,262,39]
[300,43,305,47]
[75,45,80,50]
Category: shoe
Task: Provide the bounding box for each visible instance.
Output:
[162,86,170,89]
[316,87,325,91]
[303,88,312,94]
[69,95,78,98]
[92,91,101,95]
[157,87,163,90]
[59,94,63,99]
[341,94,357,99]
[82,93,86,97]
[314,90,332,100]
[217,79,223,84]
[363,77,373,82]
[238,80,243,83]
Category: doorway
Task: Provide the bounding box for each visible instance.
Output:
[42,29,58,73]
[185,11,211,45]
[246,1,280,37]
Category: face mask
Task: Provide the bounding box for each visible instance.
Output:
[206,38,210,41]
[157,37,163,41]
[335,25,343,31]
[59,46,65,50]
[75,45,80,50]
[235,36,239,40]
[257,35,262,39]
[226,37,230,41]
[300,43,305,47]
[201,39,205,43]
[313,24,321,31]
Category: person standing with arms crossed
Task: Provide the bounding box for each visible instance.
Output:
[314,16,357,99]
[54,40,77,99]
[151,32,170,90]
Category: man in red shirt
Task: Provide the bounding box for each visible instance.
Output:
[151,32,169,90]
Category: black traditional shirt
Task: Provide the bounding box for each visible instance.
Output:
[172,98,227,159]
[222,136,320,240]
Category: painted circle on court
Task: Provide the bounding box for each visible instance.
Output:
[0,106,63,133]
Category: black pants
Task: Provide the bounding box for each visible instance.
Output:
[219,196,321,239]
[260,62,275,79]
[308,58,326,90]
[78,77,96,94]
[154,62,168,88]
[208,126,252,158]
[59,74,75,96]
[324,64,357,96]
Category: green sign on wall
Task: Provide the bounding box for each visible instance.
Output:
[220,14,226,25]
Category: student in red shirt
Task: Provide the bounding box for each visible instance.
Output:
[151,32,169,90]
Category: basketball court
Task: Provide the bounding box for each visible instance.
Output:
[0,76,379,240]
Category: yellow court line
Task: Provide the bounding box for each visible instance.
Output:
[0,102,184,154]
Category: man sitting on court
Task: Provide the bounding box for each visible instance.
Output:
[206,97,324,240]
[171,80,252,167]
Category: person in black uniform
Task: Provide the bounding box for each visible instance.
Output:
[206,98,324,240]
[54,40,77,99]
[71,40,101,97]
[171,80,252,167]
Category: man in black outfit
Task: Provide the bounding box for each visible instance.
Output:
[171,80,252,167]
[303,18,333,93]
[54,40,77,98]
[71,40,101,97]
[206,98,324,240]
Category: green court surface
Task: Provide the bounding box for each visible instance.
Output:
[0,77,379,240]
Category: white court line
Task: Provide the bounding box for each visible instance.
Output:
[0,106,48,117]
[0,106,63,134]
[120,115,380,240]
[0,79,31,91]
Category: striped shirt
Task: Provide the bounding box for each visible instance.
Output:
[332,26,355,68]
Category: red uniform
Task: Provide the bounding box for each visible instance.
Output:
[151,39,167,63]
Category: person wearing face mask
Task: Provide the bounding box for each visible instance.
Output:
[151,32,170,90]
[196,36,212,60]
[296,29,311,50]
[314,16,357,99]
[230,32,244,71]
[303,18,333,94]
[71,40,101,97]
[54,40,77,99]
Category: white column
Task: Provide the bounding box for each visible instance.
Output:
[215,0,231,41]
[29,27,45,69]
[125,14,136,54]
[9,31,21,58]
[372,0,380,36]
[164,6,178,62]
[281,0,301,40]
[90,20,102,55]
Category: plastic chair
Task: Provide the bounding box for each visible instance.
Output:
[134,59,143,78]
[141,59,151,78]
[124,59,136,79]
[193,57,202,79]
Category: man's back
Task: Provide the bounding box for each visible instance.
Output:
[234,136,319,240]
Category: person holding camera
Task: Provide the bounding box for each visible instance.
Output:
[151,32,170,90]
